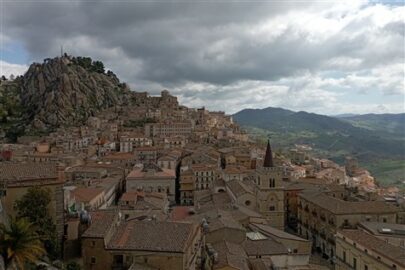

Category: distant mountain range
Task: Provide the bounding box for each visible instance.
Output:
[337,113,405,137]
[233,107,405,162]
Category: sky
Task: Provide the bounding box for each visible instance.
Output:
[0,0,404,115]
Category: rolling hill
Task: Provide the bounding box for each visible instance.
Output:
[337,113,405,137]
[233,107,405,187]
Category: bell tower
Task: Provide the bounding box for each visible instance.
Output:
[255,139,285,229]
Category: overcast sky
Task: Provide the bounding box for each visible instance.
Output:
[1,0,404,115]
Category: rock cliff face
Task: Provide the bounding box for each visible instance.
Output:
[0,56,132,140]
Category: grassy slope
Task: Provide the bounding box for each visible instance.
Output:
[236,108,405,189]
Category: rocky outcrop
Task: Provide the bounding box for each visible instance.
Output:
[0,55,133,140]
[20,56,132,131]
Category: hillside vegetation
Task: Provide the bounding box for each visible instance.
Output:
[233,107,405,187]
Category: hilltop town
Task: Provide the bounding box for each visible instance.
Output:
[0,56,404,270]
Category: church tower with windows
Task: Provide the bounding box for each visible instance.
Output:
[255,139,285,229]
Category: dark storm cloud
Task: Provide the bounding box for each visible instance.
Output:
[2,0,404,114]
[2,1,319,85]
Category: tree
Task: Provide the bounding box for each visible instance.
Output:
[0,217,45,269]
[92,61,105,73]
[14,186,59,259]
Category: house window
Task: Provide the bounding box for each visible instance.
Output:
[91,257,96,264]
[91,241,96,247]
[353,258,357,270]
[245,200,251,206]
[269,206,275,211]
[364,265,368,270]
[343,251,346,262]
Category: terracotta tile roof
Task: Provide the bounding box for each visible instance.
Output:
[103,152,135,160]
[242,238,288,256]
[338,229,405,267]
[107,220,197,253]
[300,191,400,214]
[0,162,58,181]
[224,166,248,174]
[170,206,194,221]
[212,241,249,270]
[157,155,177,161]
[186,208,245,232]
[119,191,166,210]
[82,210,117,238]
[126,167,175,179]
[191,164,217,171]
[359,221,405,238]
[248,258,270,270]
[226,179,253,198]
[71,187,104,203]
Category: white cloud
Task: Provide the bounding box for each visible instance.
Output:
[0,60,28,78]
[2,0,404,114]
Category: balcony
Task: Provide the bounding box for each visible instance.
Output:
[312,211,317,217]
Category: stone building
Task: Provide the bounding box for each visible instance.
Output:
[254,140,285,230]
[134,146,159,165]
[335,229,405,270]
[81,210,203,270]
[192,164,217,191]
[144,120,193,137]
[297,190,400,259]
[179,169,195,205]
[0,162,65,246]
[126,164,176,202]
[119,134,152,152]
